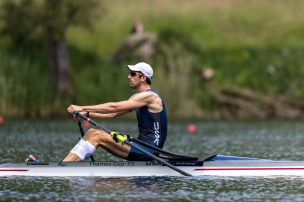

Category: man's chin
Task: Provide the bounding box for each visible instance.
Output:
[129,84,136,89]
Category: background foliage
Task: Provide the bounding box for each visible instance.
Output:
[1,0,304,119]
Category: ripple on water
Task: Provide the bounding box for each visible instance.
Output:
[1,119,304,201]
[2,176,304,201]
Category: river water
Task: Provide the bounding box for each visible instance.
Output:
[1,119,304,201]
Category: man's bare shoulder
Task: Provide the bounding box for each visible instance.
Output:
[127,91,162,112]
[129,93,138,99]
[131,91,158,99]
[130,91,156,98]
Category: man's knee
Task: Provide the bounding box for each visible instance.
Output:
[86,129,110,144]
[70,139,96,160]
[86,128,99,136]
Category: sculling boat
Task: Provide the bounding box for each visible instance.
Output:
[2,113,303,177]
[1,154,304,177]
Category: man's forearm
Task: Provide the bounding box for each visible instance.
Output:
[82,102,121,114]
[89,110,130,120]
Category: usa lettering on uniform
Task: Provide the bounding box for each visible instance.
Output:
[154,122,160,145]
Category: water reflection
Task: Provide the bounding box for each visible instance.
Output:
[1,119,304,201]
[2,119,304,162]
[1,176,304,201]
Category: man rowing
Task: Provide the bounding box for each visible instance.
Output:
[64,62,167,162]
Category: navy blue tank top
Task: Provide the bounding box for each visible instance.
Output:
[136,89,167,149]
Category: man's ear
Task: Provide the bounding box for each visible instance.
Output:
[141,75,147,82]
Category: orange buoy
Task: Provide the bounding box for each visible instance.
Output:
[187,124,197,133]
[0,115,3,125]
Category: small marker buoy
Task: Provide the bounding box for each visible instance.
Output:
[187,124,197,133]
[0,115,3,125]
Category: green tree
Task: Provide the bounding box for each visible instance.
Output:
[0,0,101,95]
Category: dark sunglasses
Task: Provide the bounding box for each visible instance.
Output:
[129,71,143,77]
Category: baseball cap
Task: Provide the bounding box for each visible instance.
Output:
[127,62,153,80]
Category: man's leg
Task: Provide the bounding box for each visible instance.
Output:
[63,128,131,162]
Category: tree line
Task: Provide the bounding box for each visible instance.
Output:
[0,0,101,95]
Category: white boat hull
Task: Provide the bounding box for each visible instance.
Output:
[1,155,304,177]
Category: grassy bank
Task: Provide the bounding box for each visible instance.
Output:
[1,0,304,119]
[68,0,304,54]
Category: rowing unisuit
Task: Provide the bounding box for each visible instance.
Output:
[127,89,167,160]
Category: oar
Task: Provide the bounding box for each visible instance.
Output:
[73,111,192,176]
[131,138,198,160]
[77,118,96,162]
[74,112,197,160]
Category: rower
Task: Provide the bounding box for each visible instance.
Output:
[64,62,167,162]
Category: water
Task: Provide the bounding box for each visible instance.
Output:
[1,119,304,201]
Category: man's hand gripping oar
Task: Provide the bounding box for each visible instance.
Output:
[73,111,192,177]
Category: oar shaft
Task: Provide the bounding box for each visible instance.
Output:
[77,112,197,160]
[74,111,192,176]
[77,120,95,162]
[124,141,192,176]
[76,112,111,133]
[131,138,198,160]
[77,121,85,135]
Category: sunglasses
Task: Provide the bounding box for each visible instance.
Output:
[129,71,143,77]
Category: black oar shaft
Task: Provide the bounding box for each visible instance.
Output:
[77,113,197,160]
[124,141,192,176]
[131,138,198,160]
[77,121,85,135]
[77,120,95,162]
[74,111,192,176]
[76,113,111,133]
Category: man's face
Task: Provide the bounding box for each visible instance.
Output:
[128,71,143,89]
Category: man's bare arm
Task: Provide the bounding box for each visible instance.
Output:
[67,91,156,119]
[88,110,130,120]
[74,92,154,113]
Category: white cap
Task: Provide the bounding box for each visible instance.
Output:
[127,62,153,80]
